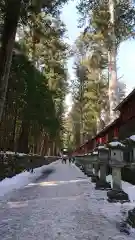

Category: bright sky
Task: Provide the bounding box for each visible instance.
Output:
[61,0,135,107]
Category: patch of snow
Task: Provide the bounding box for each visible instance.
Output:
[0,151,27,156]
[107,175,135,203]
[3,151,15,155]
[129,135,135,141]
[0,161,58,198]
[84,153,91,156]
[109,141,125,147]
[93,151,98,155]
[74,164,135,237]
[17,153,27,156]
[87,153,92,155]
[98,145,108,150]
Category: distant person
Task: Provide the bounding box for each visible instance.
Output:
[63,156,66,164]
[63,153,67,164]
[69,157,72,164]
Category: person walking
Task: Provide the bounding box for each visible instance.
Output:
[69,155,72,164]
[69,158,71,164]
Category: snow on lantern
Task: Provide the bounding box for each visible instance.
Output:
[108,138,125,164]
[95,144,110,190]
[107,138,129,202]
[98,144,109,163]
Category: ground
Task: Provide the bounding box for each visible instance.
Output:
[0,161,134,240]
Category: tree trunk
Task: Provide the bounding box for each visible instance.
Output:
[40,132,46,156]
[80,66,84,145]
[40,134,49,156]
[108,0,119,122]
[96,118,101,134]
[0,0,22,122]
[17,120,29,153]
[36,134,42,154]
[9,106,18,151]
[49,141,53,156]
[43,136,49,156]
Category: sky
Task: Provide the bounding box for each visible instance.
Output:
[61,0,135,107]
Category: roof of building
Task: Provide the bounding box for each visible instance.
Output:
[94,118,120,138]
[115,88,135,111]
[79,118,120,149]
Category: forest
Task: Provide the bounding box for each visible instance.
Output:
[63,0,135,152]
[0,1,135,155]
[0,0,69,155]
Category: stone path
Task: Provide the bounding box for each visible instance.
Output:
[0,161,134,239]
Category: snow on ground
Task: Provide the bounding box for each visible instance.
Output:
[0,151,27,156]
[74,164,135,236]
[0,161,135,239]
[106,175,135,203]
[0,160,58,198]
[76,165,135,233]
[108,141,125,147]
[106,174,135,235]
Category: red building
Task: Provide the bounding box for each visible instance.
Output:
[73,88,135,155]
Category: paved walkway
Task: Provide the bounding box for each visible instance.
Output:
[0,161,134,239]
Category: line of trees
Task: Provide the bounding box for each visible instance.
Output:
[0,0,69,155]
[64,0,135,150]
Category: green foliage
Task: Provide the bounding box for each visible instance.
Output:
[77,0,135,48]
[68,0,129,147]
[0,43,58,150]
[71,59,108,145]
[0,0,69,154]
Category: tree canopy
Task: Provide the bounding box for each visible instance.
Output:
[0,0,69,154]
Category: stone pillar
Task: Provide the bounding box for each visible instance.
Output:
[124,135,135,166]
[100,164,106,183]
[94,163,99,176]
[91,163,99,182]
[107,139,129,202]
[85,162,93,177]
[112,166,122,190]
[96,162,111,190]
[81,157,86,172]
[107,163,129,202]
[95,145,111,190]
[74,156,83,168]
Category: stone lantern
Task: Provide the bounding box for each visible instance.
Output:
[130,135,135,160]
[83,153,94,177]
[95,144,111,190]
[75,155,87,172]
[80,155,87,173]
[91,149,99,182]
[107,138,129,202]
[92,149,98,163]
[74,155,83,169]
[125,135,135,166]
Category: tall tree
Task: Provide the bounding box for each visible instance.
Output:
[0,0,69,123]
[0,1,69,154]
[71,28,127,146]
[18,12,68,154]
[0,43,57,153]
[77,0,135,121]
[0,0,22,121]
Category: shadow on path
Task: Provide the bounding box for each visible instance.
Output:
[35,168,55,183]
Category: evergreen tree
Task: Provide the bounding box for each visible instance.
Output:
[0,1,69,154]
[0,0,69,122]
[76,0,134,121]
